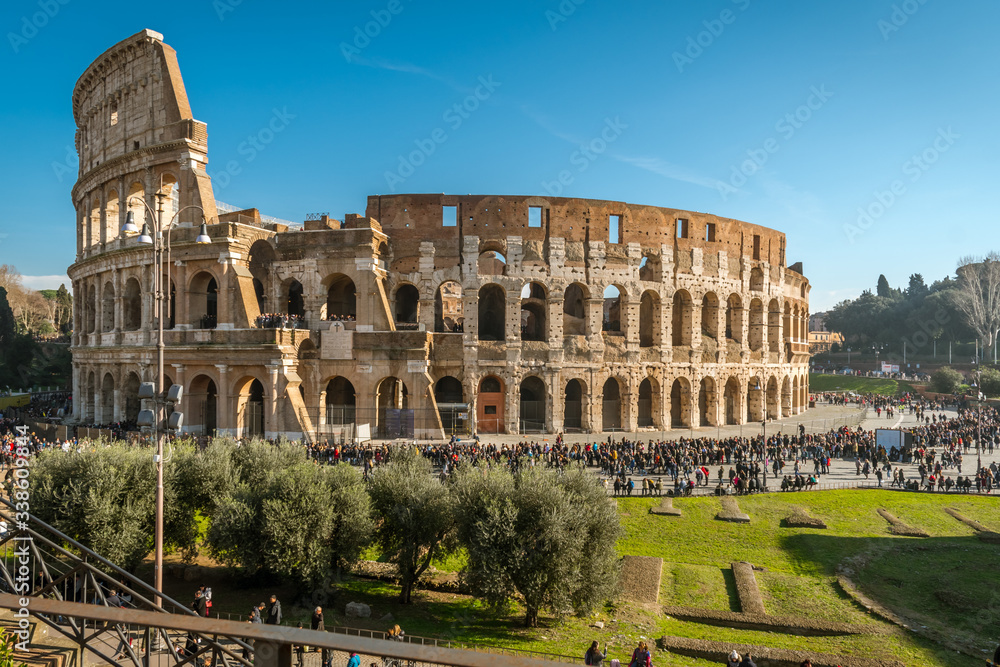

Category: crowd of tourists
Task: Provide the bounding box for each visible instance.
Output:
[254,313,307,329]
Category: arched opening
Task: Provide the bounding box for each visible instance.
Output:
[766,376,779,421]
[478,284,506,341]
[670,378,690,428]
[85,284,97,334]
[123,278,142,331]
[325,377,356,425]
[248,240,276,313]
[702,292,719,340]
[724,377,740,425]
[477,375,505,434]
[88,197,100,247]
[240,379,265,438]
[637,378,654,427]
[285,280,305,317]
[325,274,356,320]
[435,376,465,434]
[603,285,623,333]
[84,371,96,421]
[638,254,656,282]
[100,373,114,423]
[159,174,179,220]
[375,377,410,438]
[520,283,547,341]
[698,377,716,427]
[519,376,546,433]
[101,282,115,332]
[562,283,587,335]
[126,182,145,235]
[478,250,507,276]
[563,379,584,431]
[639,290,658,348]
[726,294,743,343]
[748,299,764,351]
[768,299,781,353]
[123,372,140,423]
[747,378,764,422]
[750,267,764,292]
[671,290,693,346]
[394,284,420,327]
[602,378,622,431]
[104,190,119,243]
[781,376,792,418]
[190,272,219,329]
[434,281,463,332]
[189,375,218,435]
[253,278,266,313]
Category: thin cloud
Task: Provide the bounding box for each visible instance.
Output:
[351,56,466,92]
[21,274,71,291]
[613,155,724,191]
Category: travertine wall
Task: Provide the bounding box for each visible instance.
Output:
[68,31,810,441]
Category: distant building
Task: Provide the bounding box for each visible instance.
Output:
[808,330,843,354]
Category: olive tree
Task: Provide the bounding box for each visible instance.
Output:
[368,448,454,603]
[453,464,621,627]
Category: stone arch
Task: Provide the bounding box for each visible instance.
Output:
[283,278,305,317]
[670,377,691,428]
[724,376,740,425]
[247,240,277,312]
[603,285,625,333]
[297,338,317,359]
[435,375,465,435]
[85,283,97,334]
[766,375,779,420]
[726,293,743,343]
[477,375,505,434]
[478,250,507,276]
[602,377,623,431]
[671,289,693,346]
[189,271,219,329]
[376,376,408,411]
[698,376,717,427]
[101,281,115,332]
[104,188,120,243]
[189,373,219,435]
[435,280,463,332]
[85,370,96,421]
[748,298,764,351]
[478,284,506,341]
[768,299,781,353]
[519,376,546,433]
[702,292,720,340]
[122,277,142,331]
[750,267,764,292]
[88,195,101,247]
[783,302,792,344]
[122,371,140,423]
[100,372,115,424]
[637,376,659,428]
[563,378,586,431]
[324,376,356,425]
[159,173,180,218]
[126,182,145,230]
[639,290,659,348]
[394,283,420,326]
[234,375,266,438]
[638,253,657,282]
[324,273,356,320]
[562,282,588,335]
[781,375,792,417]
[520,282,547,341]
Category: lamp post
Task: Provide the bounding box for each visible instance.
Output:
[122,196,210,604]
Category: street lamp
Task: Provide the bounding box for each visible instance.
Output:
[122,195,211,604]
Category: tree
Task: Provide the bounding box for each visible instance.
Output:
[0,288,15,356]
[368,449,454,603]
[0,627,27,667]
[906,273,929,302]
[953,254,1000,359]
[930,367,963,394]
[453,465,621,627]
[876,274,891,297]
[977,367,1000,398]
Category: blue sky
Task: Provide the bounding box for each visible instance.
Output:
[0,0,997,311]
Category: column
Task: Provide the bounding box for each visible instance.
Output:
[215,364,230,434]
[72,364,81,420]
[267,364,281,437]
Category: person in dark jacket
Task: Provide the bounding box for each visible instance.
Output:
[250,603,264,624]
[740,651,757,667]
[192,590,208,617]
[266,595,282,625]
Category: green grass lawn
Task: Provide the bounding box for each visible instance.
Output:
[808,373,916,395]
[166,491,998,667]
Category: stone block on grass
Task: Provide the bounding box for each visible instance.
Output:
[784,506,827,529]
[876,508,929,537]
[944,507,1000,543]
[716,497,750,523]
[731,561,767,616]
[650,497,682,516]
[621,555,663,603]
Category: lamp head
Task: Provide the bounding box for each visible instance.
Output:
[195,222,211,244]
[121,211,140,234]
[137,223,153,245]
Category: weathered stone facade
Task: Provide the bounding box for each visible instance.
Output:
[68,31,810,441]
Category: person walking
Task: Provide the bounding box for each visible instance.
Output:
[266,595,282,625]
[584,640,606,666]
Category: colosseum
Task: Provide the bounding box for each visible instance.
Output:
[67,30,811,441]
